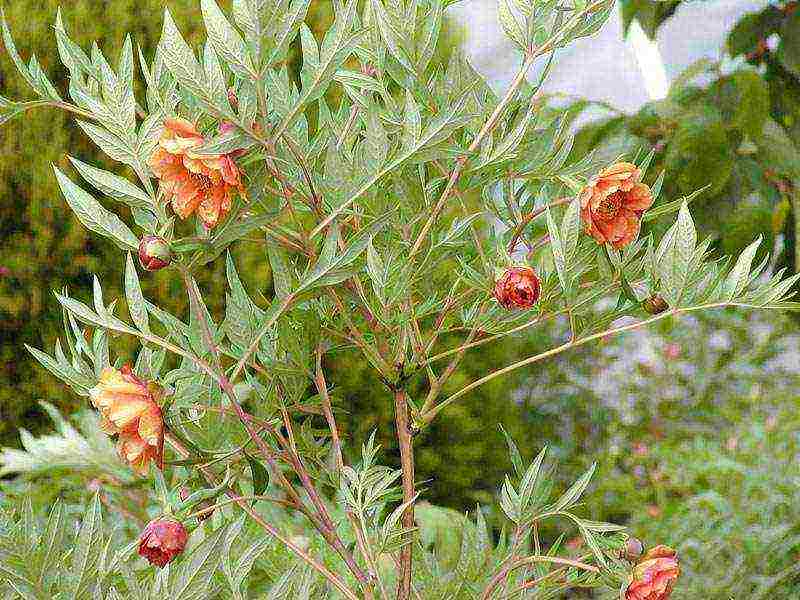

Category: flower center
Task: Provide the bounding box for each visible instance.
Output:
[597,191,624,219]
[188,171,214,192]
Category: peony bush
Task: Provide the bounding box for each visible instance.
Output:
[1,0,798,598]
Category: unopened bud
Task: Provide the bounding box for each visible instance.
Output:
[643,294,668,315]
[138,236,172,271]
[138,518,188,568]
[227,88,239,111]
[623,537,644,561]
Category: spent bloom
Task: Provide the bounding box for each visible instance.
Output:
[494,266,541,309]
[149,117,243,228]
[89,366,164,475]
[625,545,680,600]
[580,162,654,249]
[138,518,189,567]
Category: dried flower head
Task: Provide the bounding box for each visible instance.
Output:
[149,117,243,228]
[580,162,654,249]
[89,366,164,475]
[138,518,189,567]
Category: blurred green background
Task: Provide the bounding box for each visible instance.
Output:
[1,1,800,597]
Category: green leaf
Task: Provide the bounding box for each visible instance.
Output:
[0,8,37,91]
[723,236,761,301]
[53,165,139,251]
[364,104,388,173]
[68,156,153,212]
[201,0,254,77]
[278,0,362,135]
[68,493,104,599]
[370,0,415,75]
[125,253,150,333]
[160,8,207,102]
[498,0,526,49]
[657,201,696,306]
[246,454,269,496]
[170,524,230,600]
[301,213,392,291]
[267,245,293,300]
[551,463,596,512]
[546,207,567,292]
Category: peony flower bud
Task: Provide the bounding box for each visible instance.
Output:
[138,236,172,271]
[643,295,668,315]
[623,537,644,561]
[138,518,189,568]
[625,545,680,600]
[494,266,541,310]
[227,87,239,111]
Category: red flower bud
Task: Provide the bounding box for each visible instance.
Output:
[625,545,680,600]
[623,537,644,561]
[227,88,239,111]
[138,518,188,568]
[494,266,540,309]
[138,236,172,271]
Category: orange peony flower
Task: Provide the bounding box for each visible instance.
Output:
[89,365,164,475]
[149,117,243,228]
[625,545,680,600]
[580,162,653,249]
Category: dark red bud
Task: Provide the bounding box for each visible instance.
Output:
[138,518,188,568]
[138,236,172,271]
[227,88,239,111]
[494,267,541,310]
[623,537,644,561]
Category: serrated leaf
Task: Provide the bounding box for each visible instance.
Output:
[53,166,139,251]
[723,236,762,301]
[125,253,150,333]
[68,156,153,211]
[201,0,254,77]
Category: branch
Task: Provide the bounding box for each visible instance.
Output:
[482,554,598,600]
[166,434,360,600]
[422,302,742,424]
[394,389,416,600]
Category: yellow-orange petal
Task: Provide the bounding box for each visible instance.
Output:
[164,117,201,138]
[137,407,164,447]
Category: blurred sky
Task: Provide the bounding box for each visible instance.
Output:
[450,0,771,113]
